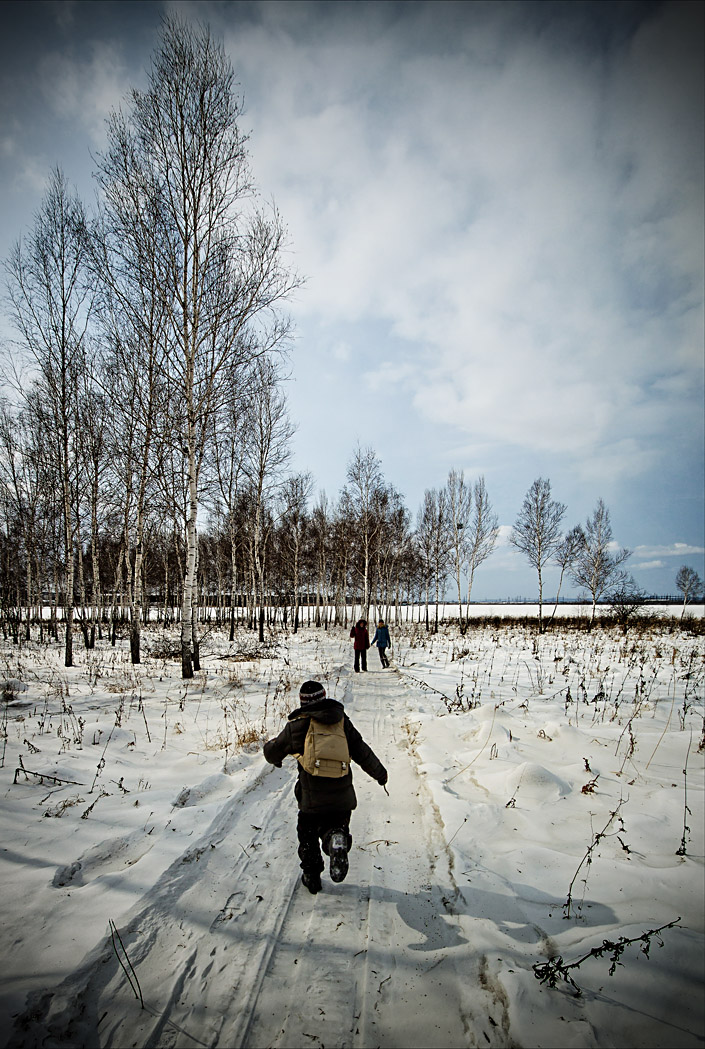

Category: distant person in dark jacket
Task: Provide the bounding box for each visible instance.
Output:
[371,620,391,668]
[263,680,388,894]
[350,618,370,672]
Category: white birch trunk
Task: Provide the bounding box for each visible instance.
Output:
[180,437,198,679]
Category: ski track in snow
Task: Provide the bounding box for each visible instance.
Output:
[6,658,518,1049]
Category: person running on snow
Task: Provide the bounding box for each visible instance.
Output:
[371,620,391,668]
[350,618,370,672]
[263,680,388,894]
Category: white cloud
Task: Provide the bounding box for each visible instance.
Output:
[331,341,351,363]
[495,525,514,548]
[38,41,132,146]
[0,139,50,199]
[633,543,705,559]
[223,1,702,486]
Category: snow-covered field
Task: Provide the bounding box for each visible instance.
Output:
[0,619,703,1048]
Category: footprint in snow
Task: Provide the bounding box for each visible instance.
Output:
[52,831,155,887]
[174,773,233,808]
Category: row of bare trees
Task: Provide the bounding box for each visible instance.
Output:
[508,478,703,631]
[1,410,699,661]
[0,422,494,649]
[508,479,633,632]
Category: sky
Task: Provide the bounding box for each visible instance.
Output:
[0,0,703,599]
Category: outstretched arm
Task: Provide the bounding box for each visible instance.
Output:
[263,725,293,767]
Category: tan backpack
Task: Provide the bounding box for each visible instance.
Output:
[295,716,350,778]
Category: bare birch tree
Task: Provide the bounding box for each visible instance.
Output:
[570,498,631,628]
[344,446,387,623]
[0,403,47,639]
[93,107,173,662]
[330,499,353,627]
[676,565,703,618]
[416,488,450,632]
[548,525,582,623]
[242,357,293,642]
[209,369,253,640]
[4,168,95,666]
[310,493,332,627]
[465,476,499,619]
[100,16,298,676]
[74,376,112,648]
[510,477,566,633]
[443,472,498,632]
[280,472,313,632]
[443,470,472,631]
[372,487,410,624]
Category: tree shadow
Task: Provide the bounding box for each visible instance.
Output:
[329,875,617,952]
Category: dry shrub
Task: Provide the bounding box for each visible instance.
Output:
[43,795,85,817]
[226,666,243,688]
[203,722,263,753]
[679,615,705,637]
[235,724,262,747]
[147,637,182,660]
[105,672,139,694]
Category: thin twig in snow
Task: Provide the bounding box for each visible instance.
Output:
[109,919,144,1008]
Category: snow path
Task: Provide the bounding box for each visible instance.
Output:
[244,665,510,1049]
[7,659,515,1049]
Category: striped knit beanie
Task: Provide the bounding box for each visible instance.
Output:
[299,680,326,704]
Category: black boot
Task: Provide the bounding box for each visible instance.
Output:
[302,870,322,894]
[329,831,349,883]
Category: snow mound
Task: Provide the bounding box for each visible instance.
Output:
[507,761,571,799]
[473,704,508,722]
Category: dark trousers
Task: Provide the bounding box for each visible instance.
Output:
[297,810,352,876]
[354,648,367,672]
[377,646,389,667]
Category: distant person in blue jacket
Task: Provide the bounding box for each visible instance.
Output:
[371,620,391,668]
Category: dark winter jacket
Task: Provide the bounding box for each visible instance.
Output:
[350,622,370,651]
[263,697,387,813]
[371,625,390,649]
